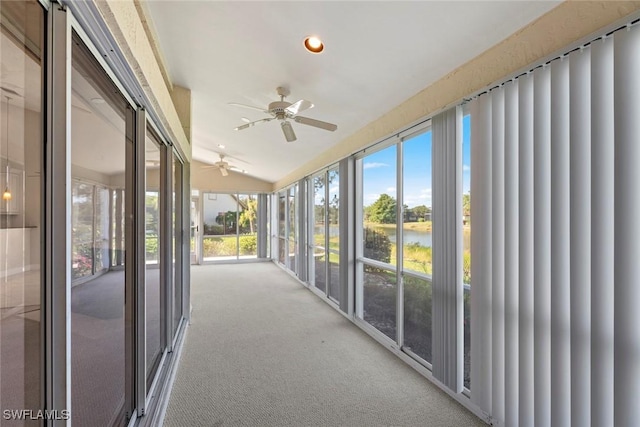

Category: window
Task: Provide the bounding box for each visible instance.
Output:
[71,31,134,424]
[402,130,433,363]
[0,0,44,414]
[462,113,471,389]
[359,144,397,340]
[146,129,163,385]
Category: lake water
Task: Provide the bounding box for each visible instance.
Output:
[374,227,432,247]
[316,224,433,247]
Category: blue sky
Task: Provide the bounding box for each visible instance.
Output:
[361,115,471,208]
[314,116,471,208]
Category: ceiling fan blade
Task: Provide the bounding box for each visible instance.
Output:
[228,102,268,113]
[281,121,297,142]
[293,116,337,132]
[220,167,228,177]
[234,117,273,131]
[285,99,313,116]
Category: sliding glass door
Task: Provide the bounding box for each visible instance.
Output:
[0,0,44,417]
[70,31,134,425]
[355,125,434,365]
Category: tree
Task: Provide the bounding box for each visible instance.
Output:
[367,194,396,224]
[462,193,471,217]
[412,205,430,219]
[239,197,257,233]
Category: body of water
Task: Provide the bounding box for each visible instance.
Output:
[374,226,432,247]
[316,224,470,249]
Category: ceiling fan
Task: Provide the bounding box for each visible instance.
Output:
[229,87,337,142]
[203,154,246,177]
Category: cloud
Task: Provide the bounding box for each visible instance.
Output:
[363,162,388,170]
[329,186,339,193]
[386,187,396,193]
[364,193,380,203]
[463,164,471,172]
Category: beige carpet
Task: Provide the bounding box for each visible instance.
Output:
[163,263,484,427]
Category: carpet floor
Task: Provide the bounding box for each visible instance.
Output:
[163,263,484,427]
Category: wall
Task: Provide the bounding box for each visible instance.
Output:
[94,0,191,161]
[191,159,272,193]
[273,0,640,190]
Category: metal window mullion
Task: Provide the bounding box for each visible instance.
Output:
[397,140,404,348]
[236,193,240,260]
[307,179,315,286]
[135,108,147,414]
[92,185,97,275]
[46,4,71,422]
[324,171,330,297]
[123,103,137,420]
[355,159,364,318]
[181,161,191,322]
[108,188,113,268]
[162,148,173,351]
[297,180,307,282]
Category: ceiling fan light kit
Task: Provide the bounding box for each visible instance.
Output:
[230,87,337,142]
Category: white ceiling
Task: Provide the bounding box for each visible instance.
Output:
[147,1,560,183]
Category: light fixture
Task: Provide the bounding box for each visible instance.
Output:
[217,143,226,149]
[304,36,324,54]
[90,97,105,104]
[3,96,11,201]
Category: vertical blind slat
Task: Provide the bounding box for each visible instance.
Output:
[550,57,572,427]
[569,47,592,427]
[470,94,492,412]
[503,80,520,427]
[590,36,614,427]
[491,88,505,423]
[533,65,551,427]
[614,24,640,427]
[517,74,535,427]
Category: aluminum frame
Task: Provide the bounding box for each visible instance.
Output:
[46,4,72,422]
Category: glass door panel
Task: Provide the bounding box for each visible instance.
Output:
[145,130,163,386]
[0,0,44,417]
[70,32,133,425]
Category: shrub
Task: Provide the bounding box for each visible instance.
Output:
[363,227,391,264]
[239,234,257,255]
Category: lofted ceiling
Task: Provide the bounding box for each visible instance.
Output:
[146,1,560,184]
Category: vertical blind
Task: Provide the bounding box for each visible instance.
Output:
[469,22,640,427]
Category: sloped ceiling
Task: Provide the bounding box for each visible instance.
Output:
[147,1,560,183]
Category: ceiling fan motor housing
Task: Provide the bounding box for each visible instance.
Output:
[268,101,292,119]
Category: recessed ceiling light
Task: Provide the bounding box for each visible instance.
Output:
[217,144,226,149]
[241,117,251,123]
[91,97,105,104]
[304,36,324,54]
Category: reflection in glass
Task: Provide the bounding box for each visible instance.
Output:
[95,187,109,272]
[362,265,397,340]
[0,0,43,417]
[72,182,95,280]
[145,132,162,385]
[71,32,131,425]
[403,275,432,363]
